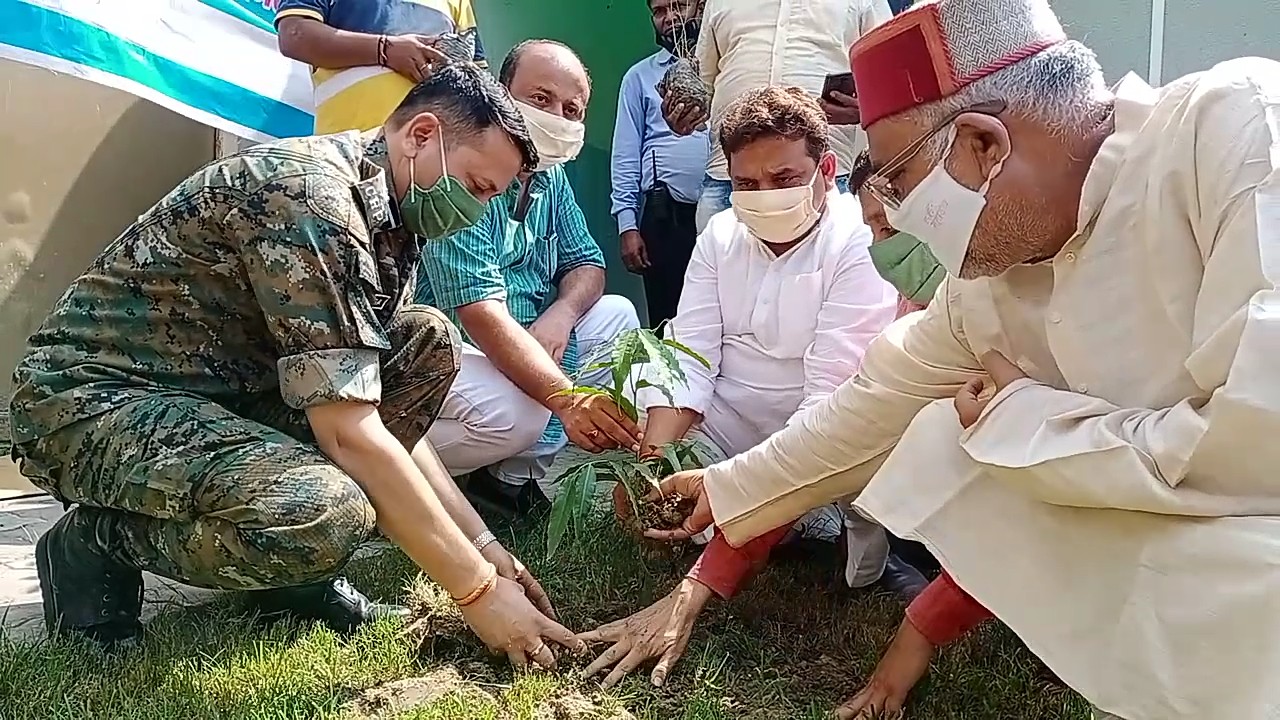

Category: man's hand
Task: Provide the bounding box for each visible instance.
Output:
[527,308,575,364]
[551,392,642,453]
[955,352,1027,429]
[953,378,990,430]
[578,578,713,687]
[620,230,652,273]
[460,574,586,669]
[384,34,449,82]
[820,90,861,126]
[660,94,709,136]
[834,618,936,719]
[641,469,712,541]
[480,541,557,620]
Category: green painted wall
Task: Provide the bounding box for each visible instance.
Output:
[474,0,658,323]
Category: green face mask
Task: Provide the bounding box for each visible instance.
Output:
[868,231,946,304]
[400,132,486,239]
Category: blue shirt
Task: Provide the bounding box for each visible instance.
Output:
[417,166,605,443]
[610,51,711,234]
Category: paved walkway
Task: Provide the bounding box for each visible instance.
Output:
[0,456,220,642]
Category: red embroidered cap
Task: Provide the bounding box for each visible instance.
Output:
[850,0,1068,128]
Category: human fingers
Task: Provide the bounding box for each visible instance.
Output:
[582,640,630,678]
[601,647,650,689]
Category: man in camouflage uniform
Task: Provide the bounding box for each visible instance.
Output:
[10,62,583,667]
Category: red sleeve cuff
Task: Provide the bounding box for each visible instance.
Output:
[904,571,994,646]
[687,525,791,599]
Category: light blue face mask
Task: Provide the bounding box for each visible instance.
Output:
[867,231,946,304]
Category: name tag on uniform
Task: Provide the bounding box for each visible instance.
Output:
[352,172,396,233]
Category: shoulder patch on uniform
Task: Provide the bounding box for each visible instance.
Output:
[304,173,360,230]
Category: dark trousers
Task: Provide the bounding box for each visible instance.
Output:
[638,183,699,329]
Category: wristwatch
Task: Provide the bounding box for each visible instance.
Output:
[472,530,497,552]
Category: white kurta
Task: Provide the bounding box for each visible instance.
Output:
[701,58,1280,720]
[639,190,899,457]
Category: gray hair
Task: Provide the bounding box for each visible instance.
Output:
[911,41,1111,158]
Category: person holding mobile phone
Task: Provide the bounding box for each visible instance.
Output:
[662,0,894,233]
[820,71,862,126]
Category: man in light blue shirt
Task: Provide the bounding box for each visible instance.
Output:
[610,0,711,327]
[419,40,642,517]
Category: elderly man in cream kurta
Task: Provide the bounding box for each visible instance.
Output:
[647,1,1280,718]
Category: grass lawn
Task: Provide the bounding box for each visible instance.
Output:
[0,513,1090,720]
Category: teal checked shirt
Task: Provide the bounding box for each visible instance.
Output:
[417,165,606,444]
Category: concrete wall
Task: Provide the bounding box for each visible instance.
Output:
[0,61,216,399]
[1047,0,1277,84]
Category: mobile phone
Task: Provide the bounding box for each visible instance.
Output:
[821,72,856,101]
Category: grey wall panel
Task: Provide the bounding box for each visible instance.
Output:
[1160,0,1279,81]
[1054,0,1153,81]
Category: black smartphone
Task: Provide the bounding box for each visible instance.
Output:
[821,72,856,101]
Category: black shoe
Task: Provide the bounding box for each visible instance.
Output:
[462,469,550,520]
[878,551,930,603]
[251,577,408,634]
[35,510,145,651]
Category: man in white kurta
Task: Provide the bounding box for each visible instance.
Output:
[575,86,908,688]
[648,1,1280,718]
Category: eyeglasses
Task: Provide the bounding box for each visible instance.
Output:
[864,100,1007,211]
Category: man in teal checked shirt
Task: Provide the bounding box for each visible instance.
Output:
[418,39,643,517]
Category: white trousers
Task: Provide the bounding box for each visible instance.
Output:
[428,295,640,487]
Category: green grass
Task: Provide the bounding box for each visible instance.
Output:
[0,515,1089,720]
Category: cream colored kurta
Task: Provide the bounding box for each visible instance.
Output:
[702,57,1280,720]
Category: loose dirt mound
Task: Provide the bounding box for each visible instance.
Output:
[347,669,467,719]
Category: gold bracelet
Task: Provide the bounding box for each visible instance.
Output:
[454,564,498,607]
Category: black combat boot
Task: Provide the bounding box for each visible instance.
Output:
[35,510,145,651]
[250,577,408,634]
[462,468,550,520]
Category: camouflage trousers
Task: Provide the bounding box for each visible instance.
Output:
[18,306,459,591]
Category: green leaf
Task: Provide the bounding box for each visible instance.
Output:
[663,337,711,370]
[575,464,598,534]
[546,469,580,557]
[685,439,717,468]
[674,441,699,469]
[636,329,687,399]
[551,385,608,399]
[580,360,616,374]
[610,330,644,404]
[616,393,639,423]
[635,378,675,406]
[662,443,683,478]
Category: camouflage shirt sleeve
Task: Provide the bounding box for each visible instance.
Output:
[223,171,390,410]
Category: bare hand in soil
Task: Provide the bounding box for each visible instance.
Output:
[577,578,713,688]
[384,34,450,82]
[553,392,642,453]
[833,618,935,719]
[661,94,709,136]
[641,469,712,541]
[480,541,558,620]
[460,576,585,670]
[820,90,861,126]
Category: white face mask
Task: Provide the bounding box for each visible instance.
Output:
[514,100,586,172]
[883,126,1009,277]
[730,170,823,244]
